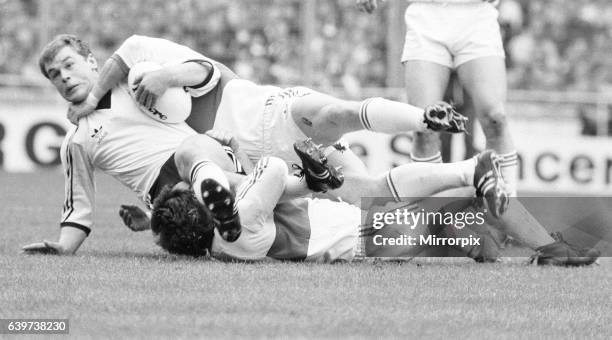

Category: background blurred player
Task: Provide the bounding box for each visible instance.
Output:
[357,0,518,197]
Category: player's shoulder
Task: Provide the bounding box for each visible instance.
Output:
[123,34,180,50]
[123,34,153,45]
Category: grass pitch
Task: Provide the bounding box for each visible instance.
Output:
[1,171,610,338]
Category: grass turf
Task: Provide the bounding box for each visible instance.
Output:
[1,171,610,338]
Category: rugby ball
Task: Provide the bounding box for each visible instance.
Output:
[127,61,191,123]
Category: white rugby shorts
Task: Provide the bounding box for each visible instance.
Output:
[212,79,311,167]
[401,1,505,68]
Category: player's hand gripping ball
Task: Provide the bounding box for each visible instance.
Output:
[128,61,191,123]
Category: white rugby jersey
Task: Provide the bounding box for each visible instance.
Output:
[114,35,221,97]
[60,35,223,236]
[59,84,197,235]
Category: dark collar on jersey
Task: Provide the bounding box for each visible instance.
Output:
[95,91,112,110]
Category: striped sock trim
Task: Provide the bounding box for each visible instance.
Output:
[190,160,212,185]
[359,98,376,131]
[498,151,517,162]
[498,151,518,168]
[385,170,401,202]
[499,162,518,169]
[410,152,442,163]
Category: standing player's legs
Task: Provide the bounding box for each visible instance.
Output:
[457,57,518,195]
[404,61,452,163]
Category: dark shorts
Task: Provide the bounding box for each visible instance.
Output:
[148,147,244,205]
[148,154,182,204]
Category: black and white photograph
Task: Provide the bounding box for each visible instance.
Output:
[1,0,610,338]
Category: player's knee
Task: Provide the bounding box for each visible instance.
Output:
[174,136,202,167]
[260,156,288,179]
[309,103,357,144]
[175,135,227,171]
[479,107,508,138]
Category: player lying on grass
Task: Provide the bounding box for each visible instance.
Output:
[66,35,469,193]
[122,136,599,266]
[18,34,483,256]
[21,34,257,254]
[23,34,598,265]
[119,136,509,261]
[62,34,581,260]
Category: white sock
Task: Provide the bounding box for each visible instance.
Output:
[498,151,518,196]
[359,97,427,133]
[190,161,230,204]
[410,152,442,164]
[385,158,476,201]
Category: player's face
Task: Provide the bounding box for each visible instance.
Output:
[44,46,98,103]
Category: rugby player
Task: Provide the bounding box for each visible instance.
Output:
[18,34,487,255]
[21,34,248,254]
[121,135,510,261]
[357,0,519,197]
[67,34,469,192]
[24,34,598,265]
[127,136,599,266]
[76,35,594,262]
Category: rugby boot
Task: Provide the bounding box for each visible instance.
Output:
[423,102,469,133]
[530,232,600,266]
[200,179,241,242]
[473,150,509,218]
[293,138,344,193]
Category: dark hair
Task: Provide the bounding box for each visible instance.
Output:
[39,34,92,78]
[151,185,215,256]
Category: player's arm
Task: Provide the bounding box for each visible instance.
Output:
[115,35,220,109]
[22,133,95,255]
[68,35,219,122]
[67,55,129,123]
[21,225,88,255]
[131,61,213,111]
